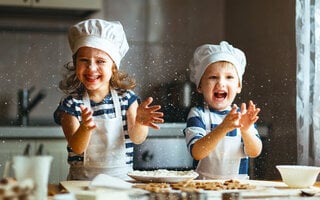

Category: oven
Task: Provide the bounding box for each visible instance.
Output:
[133,123,194,170]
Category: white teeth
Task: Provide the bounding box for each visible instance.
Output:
[86,75,99,80]
[214,91,227,99]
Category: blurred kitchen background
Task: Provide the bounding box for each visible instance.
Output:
[0,0,295,180]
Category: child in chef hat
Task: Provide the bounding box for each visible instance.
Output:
[54,19,164,180]
[184,41,262,180]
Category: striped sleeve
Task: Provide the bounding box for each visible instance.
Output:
[54,96,82,125]
[183,106,207,154]
[125,90,139,107]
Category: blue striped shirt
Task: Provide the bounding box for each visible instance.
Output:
[54,90,138,168]
[183,106,260,175]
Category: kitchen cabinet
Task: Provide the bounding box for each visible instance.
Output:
[0,138,69,184]
[0,139,31,177]
[0,0,102,10]
[0,0,102,18]
[0,0,30,6]
[36,139,69,184]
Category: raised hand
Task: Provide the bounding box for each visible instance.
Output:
[239,100,260,132]
[136,97,164,129]
[80,104,96,131]
[220,104,242,132]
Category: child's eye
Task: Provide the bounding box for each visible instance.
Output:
[227,75,235,79]
[97,59,107,64]
[209,76,218,79]
[79,58,89,62]
[79,58,88,61]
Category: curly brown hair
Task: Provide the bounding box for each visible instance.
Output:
[59,54,136,96]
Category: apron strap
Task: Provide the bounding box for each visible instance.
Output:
[203,104,211,132]
[83,89,121,118]
[110,89,121,118]
[83,92,90,108]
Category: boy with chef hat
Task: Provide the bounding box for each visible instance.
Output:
[184,41,262,179]
[54,19,164,180]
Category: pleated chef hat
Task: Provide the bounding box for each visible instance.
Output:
[68,19,129,68]
[189,41,246,87]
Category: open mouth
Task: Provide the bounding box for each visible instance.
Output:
[85,75,101,82]
[214,91,227,99]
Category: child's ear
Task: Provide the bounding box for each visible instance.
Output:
[112,64,117,71]
[237,83,242,93]
[197,85,203,94]
[237,87,242,94]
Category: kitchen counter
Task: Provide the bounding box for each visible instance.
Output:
[0,123,186,139]
[0,126,64,139]
[0,123,269,139]
[148,123,270,138]
[148,123,185,137]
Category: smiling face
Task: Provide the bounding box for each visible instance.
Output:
[198,61,242,111]
[76,47,115,98]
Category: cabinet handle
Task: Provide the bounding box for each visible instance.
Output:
[36,144,44,155]
[142,151,153,162]
[23,143,31,156]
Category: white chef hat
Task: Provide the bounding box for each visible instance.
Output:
[68,19,129,68]
[189,41,246,87]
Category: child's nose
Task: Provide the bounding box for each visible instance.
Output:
[87,61,97,70]
[217,78,226,85]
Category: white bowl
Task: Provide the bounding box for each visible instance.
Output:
[276,165,320,188]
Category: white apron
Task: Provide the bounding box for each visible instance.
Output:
[68,89,131,180]
[196,106,247,180]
